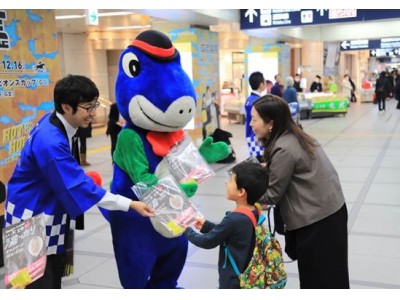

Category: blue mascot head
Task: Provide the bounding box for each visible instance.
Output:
[115,29,197,132]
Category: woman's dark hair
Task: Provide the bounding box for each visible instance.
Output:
[231,162,268,205]
[54,75,99,114]
[252,94,317,163]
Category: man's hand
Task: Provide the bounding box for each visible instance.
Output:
[129,201,155,217]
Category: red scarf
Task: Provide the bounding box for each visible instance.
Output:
[146,130,185,157]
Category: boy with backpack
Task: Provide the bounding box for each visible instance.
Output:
[184,162,285,289]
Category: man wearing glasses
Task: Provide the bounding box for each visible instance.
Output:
[4,75,154,289]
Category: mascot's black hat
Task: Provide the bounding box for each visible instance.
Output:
[131,30,178,61]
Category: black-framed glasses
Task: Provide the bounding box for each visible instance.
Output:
[78,101,100,113]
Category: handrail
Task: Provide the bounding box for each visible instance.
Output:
[98,96,113,109]
[92,96,113,126]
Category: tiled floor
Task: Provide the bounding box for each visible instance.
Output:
[1,99,400,290]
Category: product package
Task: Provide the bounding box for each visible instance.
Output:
[134,177,203,238]
[164,135,215,184]
[2,213,47,288]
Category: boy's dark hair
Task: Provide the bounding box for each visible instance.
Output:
[54,74,99,114]
[316,75,321,80]
[232,162,268,205]
[249,72,265,91]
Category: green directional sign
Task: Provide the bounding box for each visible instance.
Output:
[85,9,98,26]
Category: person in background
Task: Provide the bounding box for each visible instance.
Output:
[265,80,273,94]
[76,122,92,166]
[375,71,392,113]
[0,180,5,267]
[310,75,323,93]
[270,74,284,97]
[394,69,400,109]
[348,75,357,102]
[342,74,353,103]
[293,73,303,92]
[282,76,298,104]
[328,75,338,94]
[244,71,265,161]
[4,75,154,289]
[388,70,395,98]
[250,95,349,288]
[106,103,125,162]
[184,161,268,289]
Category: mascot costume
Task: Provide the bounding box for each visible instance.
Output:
[105,30,230,288]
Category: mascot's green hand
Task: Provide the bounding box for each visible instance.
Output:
[179,179,198,198]
[199,136,231,164]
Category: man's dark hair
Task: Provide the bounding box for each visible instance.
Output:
[232,162,268,205]
[316,75,321,80]
[54,75,99,114]
[249,72,265,91]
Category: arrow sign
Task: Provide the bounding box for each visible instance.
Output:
[244,9,258,23]
[90,12,97,23]
[370,50,376,56]
[341,41,350,50]
[85,9,99,26]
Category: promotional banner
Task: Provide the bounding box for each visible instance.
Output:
[0,9,60,206]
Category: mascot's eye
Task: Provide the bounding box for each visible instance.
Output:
[122,52,140,78]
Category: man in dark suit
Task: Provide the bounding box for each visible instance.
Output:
[310,75,323,93]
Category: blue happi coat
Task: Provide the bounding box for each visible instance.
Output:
[244,92,264,157]
[5,112,105,255]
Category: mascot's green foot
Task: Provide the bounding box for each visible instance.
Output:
[199,136,231,164]
[179,179,198,198]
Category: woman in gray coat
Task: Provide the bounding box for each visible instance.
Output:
[250,94,349,289]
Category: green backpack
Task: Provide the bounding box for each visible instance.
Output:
[224,207,287,289]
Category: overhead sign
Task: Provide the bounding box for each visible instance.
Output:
[340,40,369,51]
[240,9,400,30]
[340,38,400,51]
[85,9,98,26]
[370,48,400,57]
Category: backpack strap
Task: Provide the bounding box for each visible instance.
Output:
[232,206,265,227]
[232,207,258,228]
[224,247,241,276]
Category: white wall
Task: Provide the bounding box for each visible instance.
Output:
[58,33,110,125]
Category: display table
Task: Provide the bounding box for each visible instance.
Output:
[224,99,245,124]
[221,88,246,124]
[300,93,349,119]
[360,89,374,103]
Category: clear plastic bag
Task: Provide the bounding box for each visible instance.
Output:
[164,134,215,184]
[137,177,203,238]
[2,213,47,288]
[131,182,150,199]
